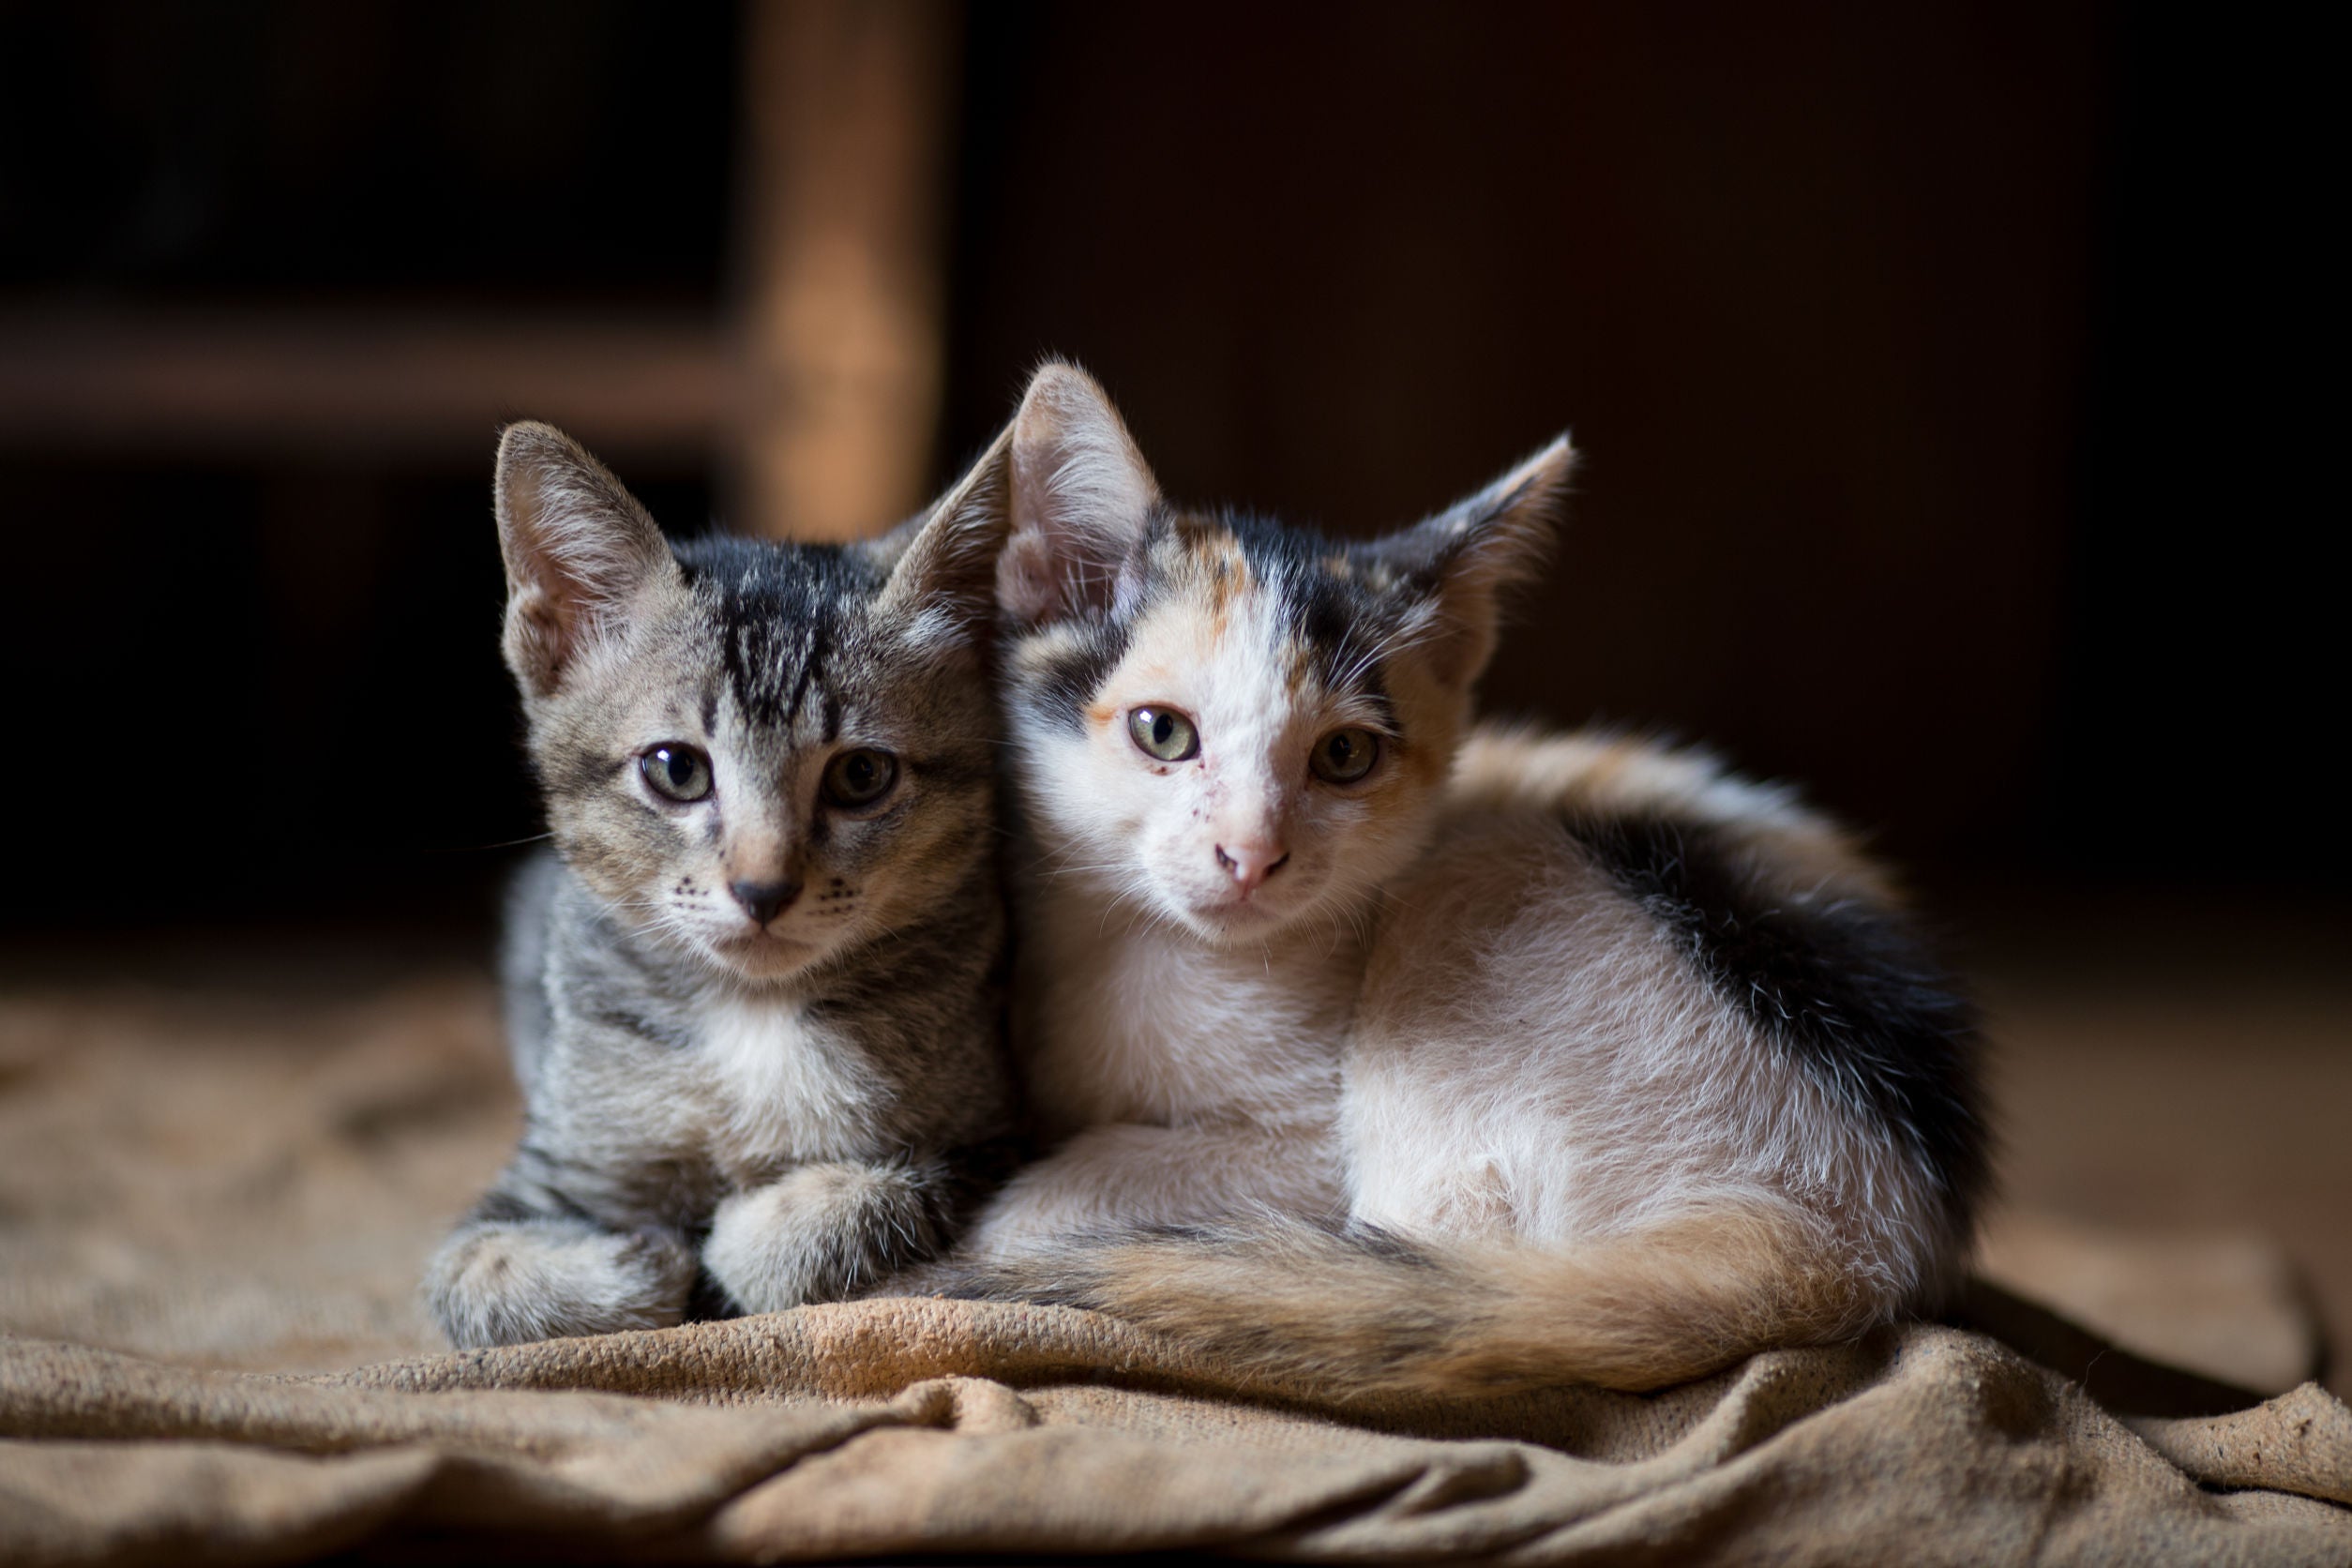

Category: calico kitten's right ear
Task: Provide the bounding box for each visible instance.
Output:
[1372,436,1575,689]
[494,421,679,698]
[997,361,1160,626]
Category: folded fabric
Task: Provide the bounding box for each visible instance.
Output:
[5,1300,2349,1566]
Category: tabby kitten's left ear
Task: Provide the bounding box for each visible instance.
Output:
[872,425,1015,654]
[1375,436,1575,688]
[494,422,681,699]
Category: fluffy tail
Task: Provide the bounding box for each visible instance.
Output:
[949,1208,1882,1398]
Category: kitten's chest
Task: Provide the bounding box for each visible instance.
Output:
[1024,912,1353,1133]
[691,998,884,1178]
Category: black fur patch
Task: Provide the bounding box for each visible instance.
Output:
[1018,612,1131,734]
[1562,813,1990,1220]
[1219,510,1415,704]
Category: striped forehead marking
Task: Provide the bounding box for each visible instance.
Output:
[676,534,886,740]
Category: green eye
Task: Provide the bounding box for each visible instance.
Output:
[1128,706,1199,762]
[1310,727,1380,784]
[822,747,898,809]
[641,744,713,803]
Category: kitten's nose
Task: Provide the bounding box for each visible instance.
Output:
[729,878,802,927]
[1214,841,1289,893]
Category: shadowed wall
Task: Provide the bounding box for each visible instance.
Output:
[0,1,2330,935]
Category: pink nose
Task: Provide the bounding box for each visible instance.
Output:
[1214,840,1289,892]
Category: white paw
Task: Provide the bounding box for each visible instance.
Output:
[426,1222,696,1348]
[702,1164,933,1313]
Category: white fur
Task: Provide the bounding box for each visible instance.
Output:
[1014,587,1432,952]
[698,997,882,1176]
[966,580,1420,1258]
[702,1161,929,1312]
[1348,807,1941,1302]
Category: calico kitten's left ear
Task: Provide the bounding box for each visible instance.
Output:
[1375,436,1575,688]
[872,425,1015,654]
[996,361,1161,626]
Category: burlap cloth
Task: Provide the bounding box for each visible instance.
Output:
[3,977,2347,1564]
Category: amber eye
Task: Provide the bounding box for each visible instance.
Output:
[640,743,713,803]
[1310,727,1380,785]
[822,747,898,809]
[1128,706,1199,762]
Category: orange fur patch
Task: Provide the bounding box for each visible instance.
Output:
[967,1203,1880,1401]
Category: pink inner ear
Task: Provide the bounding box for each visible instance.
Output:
[504,586,573,695]
[997,533,1066,624]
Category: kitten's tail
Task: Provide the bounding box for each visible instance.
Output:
[949,1208,1883,1398]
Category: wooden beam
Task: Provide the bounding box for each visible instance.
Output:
[732,0,957,540]
[0,305,729,465]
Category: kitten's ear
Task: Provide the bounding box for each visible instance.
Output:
[873,424,1014,651]
[997,361,1160,625]
[494,421,678,698]
[1375,436,1574,689]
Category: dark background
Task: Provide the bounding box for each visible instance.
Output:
[0,0,2335,950]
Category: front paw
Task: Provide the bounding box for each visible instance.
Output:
[701,1163,941,1314]
[426,1222,698,1348]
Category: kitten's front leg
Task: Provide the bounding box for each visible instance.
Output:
[963,1121,1344,1259]
[425,1193,699,1349]
[701,1158,951,1314]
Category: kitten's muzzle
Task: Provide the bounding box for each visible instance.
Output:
[728,878,803,927]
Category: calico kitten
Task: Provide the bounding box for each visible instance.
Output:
[425,422,1018,1349]
[961,364,1988,1395]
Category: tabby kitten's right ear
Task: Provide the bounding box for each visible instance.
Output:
[873,424,1016,655]
[997,362,1160,626]
[494,421,680,699]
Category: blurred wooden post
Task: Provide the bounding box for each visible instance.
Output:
[734,0,956,542]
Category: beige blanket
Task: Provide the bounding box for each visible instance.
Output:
[3,977,2348,1564]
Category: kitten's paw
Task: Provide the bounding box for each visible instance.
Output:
[425,1220,696,1348]
[703,1162,942,1313]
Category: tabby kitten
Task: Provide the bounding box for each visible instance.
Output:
[963,364,1988,1395]
[425,422,1017,1349]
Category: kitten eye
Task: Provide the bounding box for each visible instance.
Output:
[640,743,713,803]
[822,747,899,809]
[1128,706,1199,762]
[1310,727,1380,785]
